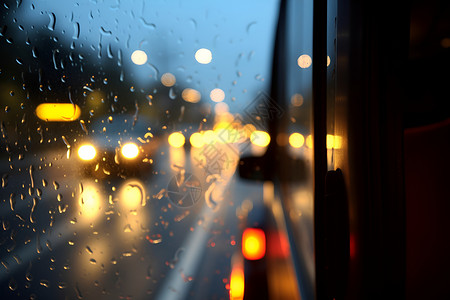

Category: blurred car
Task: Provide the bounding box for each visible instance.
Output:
[74,114,160,179]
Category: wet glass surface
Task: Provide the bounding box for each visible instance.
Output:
[0,0,313,299]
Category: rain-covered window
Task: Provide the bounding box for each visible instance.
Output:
[1,0,314,299]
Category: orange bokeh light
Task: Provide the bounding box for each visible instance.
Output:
[242,228,266,260]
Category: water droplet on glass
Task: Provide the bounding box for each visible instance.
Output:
[73,22,80,39]
[100,26,112,36]
[80,120,88,134]
[89,258,96,264]
[16,58,23,65]
[40,279,50,288]
[9,278,17,291]
[58,282,67,289]
[123,224,132,233]
[30,197,38,223]
[139,17,156,29]
[146,234,162,244]
[86,246,93,254]
[45,240,53,251]
[0,25,7,37]
[47,12,56,31]
[169,87,177,100]
[32,46,38,58]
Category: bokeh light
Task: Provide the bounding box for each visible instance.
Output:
[131,50,148,65]
[297,54,312,68]
[189,132,204,148]
[182,88,201,103]
[210,88,225,102]
[121,143,139,159]
[195,48,212,64]
[168,132,185,148]
[161,73,176,87]
[78,144,96,161]
[289,133,305,148]
[250,131,270,147]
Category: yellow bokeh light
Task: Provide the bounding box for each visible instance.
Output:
[119,180,146,210]
[210,88,225,102]
[289,133,305,148]
[306,135,313,149]
[182,88,201,103]
[195,48,212,64]
[190,132,204,148]
[78,144,96,161]
[250,131,270,147]
[229,266,245,300]
[327,55,331,67]
[131,50,148,65]
[79,184,102,219]
[203,130,216,144]
[35,103,81,122]
[168,132,185,148]
[326,134,343,149]
[214,102,229,115]
[161,73,176,87]
[121,143,139,159]
[297,54,312,69]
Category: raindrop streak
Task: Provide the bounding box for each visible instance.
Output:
[40,279,50,288]
[32,46,38,58]
[148,63,159,80]
[45,240,53,251]
[117,49,122,67]
[36,233,42,254]
[61,136,70,148]
[30,197,38,223]
[2,174,8,188]
[80,120,88,135]
[246,21,257,34]
[85,246,93,254]
[189,18,197,30]
[139,17,156,29]
[72,22,80,39]
[99,26,112,35]
[29,165,34,188]
[107,44,113,58]
[52,49,59,70]
[47,12,56,31]
[9,193,15,211]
